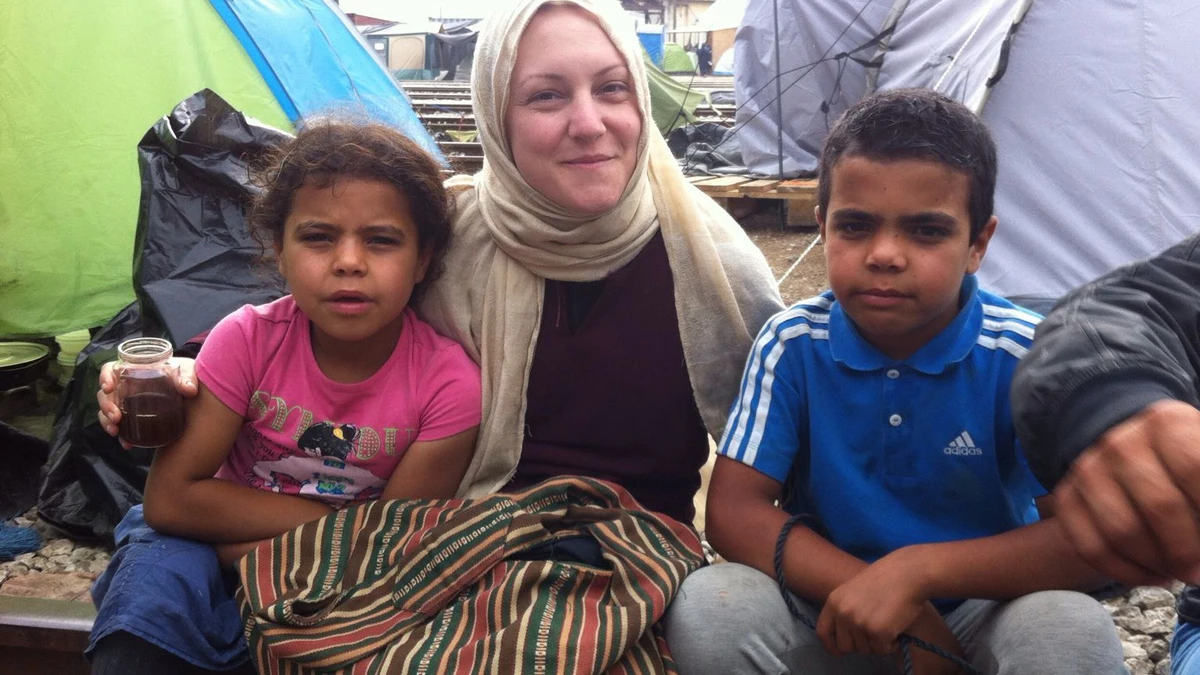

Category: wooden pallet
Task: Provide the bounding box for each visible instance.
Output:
[686,176,818,226]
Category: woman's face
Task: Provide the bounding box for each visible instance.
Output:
[505,6,643,217]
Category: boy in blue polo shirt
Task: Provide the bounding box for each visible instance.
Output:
[665,89,1124,675]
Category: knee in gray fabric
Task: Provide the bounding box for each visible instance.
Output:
[665,563,806,671]
[669,563,791,619]
[989,591,1125,674]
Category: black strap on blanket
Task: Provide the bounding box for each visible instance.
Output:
[773,514,979,675]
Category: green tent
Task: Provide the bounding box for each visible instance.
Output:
[662,42,698,74]
[643,52,705,134]
[0,1,436,338]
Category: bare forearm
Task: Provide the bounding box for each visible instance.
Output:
[143,478,333,543]
[215,539,272,568]
[708,499,866,603]
[899,519,1107,600]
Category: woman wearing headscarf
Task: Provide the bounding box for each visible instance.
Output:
[89,0,783,671]
[420,0,782,521]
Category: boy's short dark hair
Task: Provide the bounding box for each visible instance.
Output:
[249,119,453,305]
[817,88,997,242]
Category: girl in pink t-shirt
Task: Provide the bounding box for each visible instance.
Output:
[139,120,480,566]
[89,121,480,673]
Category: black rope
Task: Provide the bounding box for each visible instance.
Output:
[773,514,979,675]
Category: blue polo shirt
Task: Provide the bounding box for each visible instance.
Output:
[719,275,1046,568]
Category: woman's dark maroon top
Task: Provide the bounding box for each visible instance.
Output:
[511,231,710,524]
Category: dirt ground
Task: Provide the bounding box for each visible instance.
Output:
[740,208,828,304]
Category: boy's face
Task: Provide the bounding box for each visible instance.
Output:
[817,155,996,361]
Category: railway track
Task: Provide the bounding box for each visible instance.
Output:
[0,596,92,675]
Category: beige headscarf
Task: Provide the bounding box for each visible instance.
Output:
[419,0,783,498]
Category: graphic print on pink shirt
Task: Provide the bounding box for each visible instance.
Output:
[199,299,483,507]
[232,397,419,503]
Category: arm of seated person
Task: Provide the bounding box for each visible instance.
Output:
[142,381,333,544]
[876,494,1107,599]
[706,456,867,600]
[819,494,1107,658]
[1053,399,1200,585]
[214,427,479,568]
[706,457,962,666]
[381,426,479,500]
[213,427,480,568]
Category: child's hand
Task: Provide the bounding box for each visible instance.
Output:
[97,357,198,448]
[903,607,965,675]
[816,548,930,656]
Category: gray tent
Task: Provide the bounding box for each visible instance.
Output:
[735,0,1200,304]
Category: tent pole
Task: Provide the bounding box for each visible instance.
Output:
[772,0,785,228]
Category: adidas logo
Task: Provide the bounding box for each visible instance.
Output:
[944,431,983,456]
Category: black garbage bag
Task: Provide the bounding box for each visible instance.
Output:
[37,303,153,540]
[36,89,287,542]
[668,122,746,175]
[134,89,289,347]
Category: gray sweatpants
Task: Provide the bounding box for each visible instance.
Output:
[663,563,1126,675]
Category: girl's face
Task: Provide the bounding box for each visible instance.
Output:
[276,178,430,360]
[504,5,642,217]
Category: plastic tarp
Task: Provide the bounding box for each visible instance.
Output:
[638,27,665,66]
[0,0,438,339]
[733,0,1200,301]
[874,0,1032,112]
[209,0,435,154]
[693,0,749,31]
[133,90,288,347]
[977,1,1200,301]
[0,421,49,521]
[733,0,1029,174]
[37,91,287,541]
[733,0,898,177]
[1,3,289,339]
[37,303,154,541]
[644,53,706,134]
[670,123,746,175]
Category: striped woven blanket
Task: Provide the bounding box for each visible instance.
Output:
[237,476,706,674]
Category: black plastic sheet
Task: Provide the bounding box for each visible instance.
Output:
[38,303,153,540]
[134,89,288,348]
[36,90,286,541]
[669,122,747,176]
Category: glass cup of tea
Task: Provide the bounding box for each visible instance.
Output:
[115,337,185,448]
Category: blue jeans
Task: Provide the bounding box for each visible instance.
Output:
[88,505,250,671]
[1172,618,1200,674]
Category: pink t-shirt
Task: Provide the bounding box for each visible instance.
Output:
[196,296,481,506]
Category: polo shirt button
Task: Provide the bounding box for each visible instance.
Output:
[889,414,902,426]
[886,369,900,379]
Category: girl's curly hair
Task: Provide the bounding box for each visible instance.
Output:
[248,119,453,305]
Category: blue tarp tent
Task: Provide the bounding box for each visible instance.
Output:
[637,25,666,66]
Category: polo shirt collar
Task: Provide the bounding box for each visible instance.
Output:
[828,275,982,375]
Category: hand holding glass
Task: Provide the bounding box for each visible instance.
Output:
[114,338,185,448]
